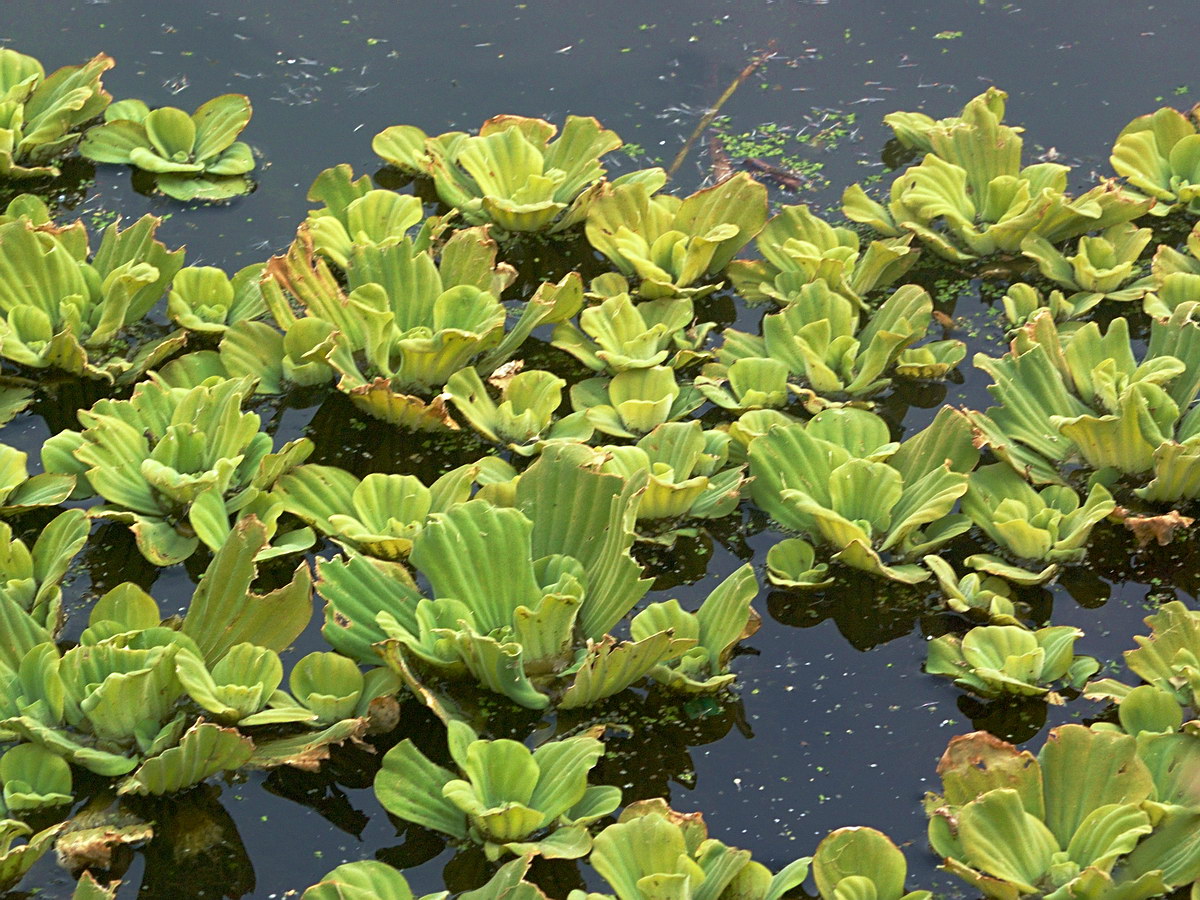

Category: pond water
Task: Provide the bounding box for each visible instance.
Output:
[3,1,1200,897]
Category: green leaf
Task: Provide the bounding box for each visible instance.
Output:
[182,517,312,665]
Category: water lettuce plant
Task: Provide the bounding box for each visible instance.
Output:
[0,819,63,891]
[597,422,747,528]
[41,376,313,565]
[749,407,978,583]
[366,491,685,710]
[550,291,712,376]
[0,509,88,638]
[925,726,1200,899]
[445,366,594,453]
[375,720,619,859]
[303,163,427,269]
[726,203,919,306]
[0,214,185,382]
[812,827,931,900]
[320,445,758,708]
[1085,601,1200,721]
[262,226,580,430]
[571,365,704,438]
[961,464,1115,584]
[0,521,313,784]
[167,263,267,334]
[926,625,1099,699]
[1019,224,1154,313]
[0,48,112,178]
[845,90,1151,262]
[80,94,256,201]
[1110,104,1200,215]
[373,114,623,233]
[969,309,1200,503]
[586,798,811,900]
[586,172,768,298]
[713,283,964,409]
[274,459,501,560]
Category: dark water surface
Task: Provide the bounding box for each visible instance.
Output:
[4,1,1200,897]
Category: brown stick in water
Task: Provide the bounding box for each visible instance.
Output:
[666,45,777,181]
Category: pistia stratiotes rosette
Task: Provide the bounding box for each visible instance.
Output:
[925,726,1200,900]
[0,509,89,639]
[597,421,748,534]
[581,798,811,900]
[0,48,113,178]
[844,90,1152,262]
[571,363,705,439]
[0,820,63,893]
[883,85,1011,152]
[1019,224,1155,313]
[318,444,760,708]
[926,624,1099,700]
[585,171,768,299]
[375,720,619,860]
[749,407,978,583]
[968,309,1200,507]
[80,94,256,201]
[261,224,581,431]
[273,457,509,561]
[1085,601,1200,724]
[550,289,712,377]
[960,464,1115,585]
[812,826,931,900]
[445,365,594,454]
[166,262,268,334]
[0,444,75,518]
[726,202,919,306]
[1110,103,1200,215]
[373,114,623,233]
[41,376,314,565]
[0,213,185,383]
[302,163,427,269]
[710,282,964,411]
[0,522,308,787]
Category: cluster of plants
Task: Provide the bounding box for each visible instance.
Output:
[1,44,1200,900]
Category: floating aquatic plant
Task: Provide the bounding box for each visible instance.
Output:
[80,94,256,201]
[303,164,428,269]
[598,421,747,528]
[0,48,112,178]
[969,309,1200,505]
[586,171,767,298]
[726,203,918,306]
[812,826,930,900]
[926,624,1099,699]
[1085,601,1200,722]
[0,214,184,382]
[845,90,1151,262]
[445,365,594,454]
[749,407,977,583]
[262,226,580,431]
[586,798,811,900]
[926,726,1200,900]
[713,283,964,410]
[375,720,619,860]
[1111,104,1200,215]
[374,114,623,233]
[41,376,313,565]
[550,290,712,376]
[960,463,1115,585]
[167,263,268,334]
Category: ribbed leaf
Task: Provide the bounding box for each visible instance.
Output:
[118,722,253,796]
[182,517,312,665]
